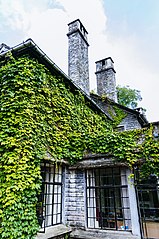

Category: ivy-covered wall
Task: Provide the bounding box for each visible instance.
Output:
[0,54,159,239]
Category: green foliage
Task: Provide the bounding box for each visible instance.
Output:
[0,55,158,238]
[117,85,142,109]
[136,126,159,178]
[107,105,127,127]
[0,55,111,238]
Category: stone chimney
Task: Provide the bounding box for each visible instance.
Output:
[67,19,90,95]
[95,57,117,102]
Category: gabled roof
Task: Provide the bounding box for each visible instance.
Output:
[0,39,148,127]
[90,93,148,127]
[0,39,112,120]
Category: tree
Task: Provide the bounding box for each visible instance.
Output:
[117,85,142,109]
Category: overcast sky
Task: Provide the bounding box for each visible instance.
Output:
[0,0,159,122]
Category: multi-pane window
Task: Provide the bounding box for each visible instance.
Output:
[86,167,131,231]
[37,161,63,231]
[136,174,159,239]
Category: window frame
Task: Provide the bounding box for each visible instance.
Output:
[86,167,131,231]
[37,161,63,233]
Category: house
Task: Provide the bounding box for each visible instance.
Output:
[0,19,159,239]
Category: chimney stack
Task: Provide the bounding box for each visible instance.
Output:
[95,57,117,102]
[67,19,90,95]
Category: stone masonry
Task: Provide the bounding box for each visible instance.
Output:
[70,229,140,239]
[65,168,86,228]
[96,57,117,102]
[65,166,141,239]
[120,113,142,130]
[90,94,142,130]
[67,19,90,95]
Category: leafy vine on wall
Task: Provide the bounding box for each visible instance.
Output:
[0,54,159,238]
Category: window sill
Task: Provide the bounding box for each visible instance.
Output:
[36,224,72,239]
[70,229,140,239]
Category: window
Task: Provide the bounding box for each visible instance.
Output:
[102,60,105,67]
[37,161,63,232]
[86,167,131,231]
[136,175,159,239]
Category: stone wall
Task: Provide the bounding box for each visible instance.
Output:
[120,113,142,130]
[65,168,86,228]
[65,166,141,239]
[95,58,117,102]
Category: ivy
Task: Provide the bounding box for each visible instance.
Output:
[0,55,159,238]
[108,104,127,127]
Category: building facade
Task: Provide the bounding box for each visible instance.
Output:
[0,19,159,239]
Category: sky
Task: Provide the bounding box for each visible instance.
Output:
[0,0,159,122]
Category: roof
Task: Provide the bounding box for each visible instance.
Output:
[90,93,149,127]
[0,38,112,120]
[0,39,148,127]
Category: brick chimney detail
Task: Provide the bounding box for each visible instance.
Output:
[95,57,117,102]
[67,19,90,95]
